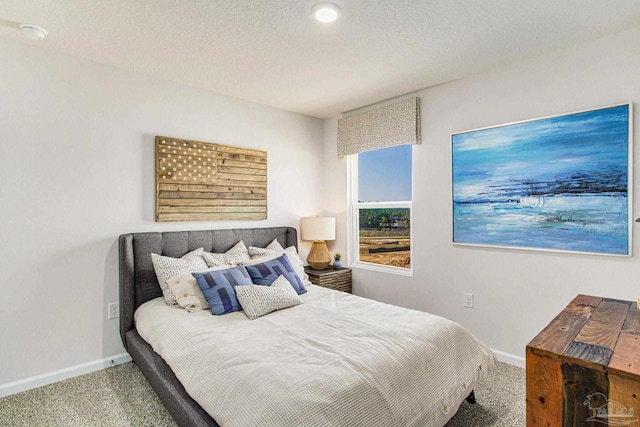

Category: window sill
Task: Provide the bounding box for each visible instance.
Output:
[349,261,413,277]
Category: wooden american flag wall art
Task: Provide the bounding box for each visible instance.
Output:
[155,136,267,221]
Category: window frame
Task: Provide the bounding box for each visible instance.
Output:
[347,149,413,277]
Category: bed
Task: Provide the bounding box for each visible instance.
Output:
[120,227,495,426]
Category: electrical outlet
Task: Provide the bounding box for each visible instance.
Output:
[108,302,119,319]
[463,293,474,308]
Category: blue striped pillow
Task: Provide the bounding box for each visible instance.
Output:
[244,254,307,295]
[192,265,253,315]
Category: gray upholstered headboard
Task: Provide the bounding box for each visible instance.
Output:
[118,227,297,350]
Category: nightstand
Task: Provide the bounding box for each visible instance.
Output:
[304,267,352,293]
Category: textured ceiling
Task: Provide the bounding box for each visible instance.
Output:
[2,1,640,118]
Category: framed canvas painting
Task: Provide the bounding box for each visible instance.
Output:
[451,104,632,256]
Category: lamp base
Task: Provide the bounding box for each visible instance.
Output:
[307,240,331,269]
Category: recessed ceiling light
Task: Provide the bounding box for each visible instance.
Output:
[311,2,341,23]
[19,24,48,40]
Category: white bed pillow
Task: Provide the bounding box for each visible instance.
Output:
[166,265,231,312]
[203,240,250,267]
[244,245,311,287]
[235,275,303,320]
[151,248,209,305]
[248,239,285,258]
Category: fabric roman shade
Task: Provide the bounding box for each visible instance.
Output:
[337,96,421,157]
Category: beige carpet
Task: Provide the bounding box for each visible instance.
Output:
[0,361,524,426]
[447,362,525,426]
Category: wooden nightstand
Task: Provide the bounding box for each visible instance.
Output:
[304,267,352,293]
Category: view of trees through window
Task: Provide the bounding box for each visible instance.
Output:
[355,145,412,270]
[358,208,411,269]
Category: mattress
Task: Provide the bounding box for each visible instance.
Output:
[135,285,495,427]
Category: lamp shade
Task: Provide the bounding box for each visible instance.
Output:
[301,217,335,241]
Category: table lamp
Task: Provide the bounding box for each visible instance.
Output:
[301,217,336,269]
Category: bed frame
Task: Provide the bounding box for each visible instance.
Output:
[119,227,298,427]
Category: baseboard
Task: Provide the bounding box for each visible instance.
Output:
[0,353,132,398]
[491,348,525,368]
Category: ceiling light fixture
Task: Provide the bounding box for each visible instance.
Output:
[311,2,341,23]
[20,24,48,40]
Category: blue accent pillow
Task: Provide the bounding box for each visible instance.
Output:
[244,254,307,295]
[192,265,253,315]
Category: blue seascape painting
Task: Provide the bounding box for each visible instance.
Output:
[452,104,631,255]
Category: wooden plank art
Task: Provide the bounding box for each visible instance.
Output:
[526,295,640,426]
[155,136,267,222]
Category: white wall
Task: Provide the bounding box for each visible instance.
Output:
[323,26,640,361]
[4,24,640,387]
[0,38,324,385]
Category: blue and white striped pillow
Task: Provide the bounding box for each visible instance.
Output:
[244,254,307,295]
[192,265,253,315]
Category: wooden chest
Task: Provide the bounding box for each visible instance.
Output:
[526,295,640,426]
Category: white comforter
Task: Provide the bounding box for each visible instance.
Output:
[135,285,495,427]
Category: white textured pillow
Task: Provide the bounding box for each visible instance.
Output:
[235,275,303,320]
[244,246,311,287]
[203,240,250,267]
[167,268,224,312]
[248,239,285,258]
[151,248,209,305]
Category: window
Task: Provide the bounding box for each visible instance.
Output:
[349,144,412,274]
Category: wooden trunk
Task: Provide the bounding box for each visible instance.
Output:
[526,295,640,426]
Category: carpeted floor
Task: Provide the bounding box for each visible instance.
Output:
[0,361,524,426]
[446,362,525,426]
